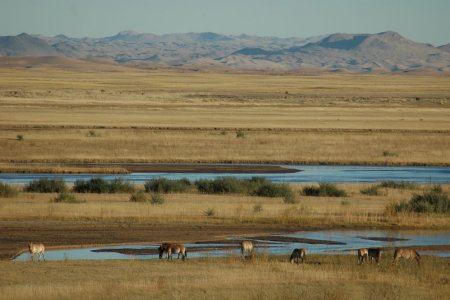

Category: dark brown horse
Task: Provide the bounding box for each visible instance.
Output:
[289,248,307,264]
[368,248,381,264]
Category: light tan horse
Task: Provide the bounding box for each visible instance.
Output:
[28,243,45,261]
[158,243,187,261]
[289,248,307,264]
[368,248,381,264]
[393,248,420,265]
[241,240,254,258]
[357,248,368,264]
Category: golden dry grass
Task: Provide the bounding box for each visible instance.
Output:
[1,67,449,165]
[1,128,450,165]
[0,255,448,300]
[1,184,448,228]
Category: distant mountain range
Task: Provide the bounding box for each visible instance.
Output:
[0,31,449,73]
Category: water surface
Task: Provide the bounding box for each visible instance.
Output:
[15,230,450,261]
[2,164,450,184]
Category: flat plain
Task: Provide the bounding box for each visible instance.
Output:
[1,65,449,299]
[1,66,449,166]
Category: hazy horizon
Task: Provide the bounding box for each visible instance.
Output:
[1,0,449,46]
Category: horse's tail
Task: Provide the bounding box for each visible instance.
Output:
[184,249,187,260]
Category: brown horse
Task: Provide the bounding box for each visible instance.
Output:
[357,248,368,264]
[158,243,187,261]
[28,243,45,261]
[241,240,254,258]
[289,248,307,264]
[368,248,381,264]
[393,248,420,265]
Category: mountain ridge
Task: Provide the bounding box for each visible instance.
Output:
[0,31,449,73]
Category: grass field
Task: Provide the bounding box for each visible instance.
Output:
[1,183,448,228]
[1,66,449,299]
[1,67,449,165]
[0,255,448,300]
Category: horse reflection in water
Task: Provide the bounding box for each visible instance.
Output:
[158,243,187,261]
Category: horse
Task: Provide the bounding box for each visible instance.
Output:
[289,248,307,264]
[393,248,420,265]
[368,248,381,264]
[241,240,254,258]
[158,243,187,261]
[357,248,368,264]
[28,243,45,261]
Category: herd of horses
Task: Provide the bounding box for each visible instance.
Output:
[28,241,422,265]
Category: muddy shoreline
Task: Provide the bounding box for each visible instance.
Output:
[0,163,300,174]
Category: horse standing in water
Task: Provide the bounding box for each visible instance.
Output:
[393,248,420,265]
[28,243,45,261]
[241,240,254,258]
[158,243,187,261]
[290,248,307,264]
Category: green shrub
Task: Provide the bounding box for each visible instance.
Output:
[73,178,110,193]
[360,185,381,196]
[16,134,23,141]
[195,177,247,194]
[378,181,417,190]
[302,183,347,197]
[24,178,68,193]
[150,193,165,205]
[236,130,245,138]
[389,188,449,214]
[129,190,149,203]
[144,178,191,193]
[52,192,84,203]
[108,178,135,193]
[0,182,18,198]
[73,178,134,193]
[252,183,296,203]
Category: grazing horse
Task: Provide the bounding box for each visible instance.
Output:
[368,248,381,264]
[241,240,254,258]
[357,248,368,264]
[158,243,187,261]
[289,248,307,264]
[393,248,420,265]
[28,243,45,261]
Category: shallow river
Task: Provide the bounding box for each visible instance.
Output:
[2,164,450,184]
[15,230,450,261]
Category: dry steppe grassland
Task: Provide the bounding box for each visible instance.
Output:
[0,65,449,300]
[0,66,449,166]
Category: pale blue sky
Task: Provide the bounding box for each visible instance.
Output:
[1,0,449,45]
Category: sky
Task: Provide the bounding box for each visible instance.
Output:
[1,0,449,46]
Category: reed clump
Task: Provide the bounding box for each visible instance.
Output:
[302,182,347,197]
[0,182,18,198]
[144,178,191,193]
[51,192,84,203]
[24,178,68,193]
[389,186,450,214]
[129,190,149,203]
[73,178,135,193]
